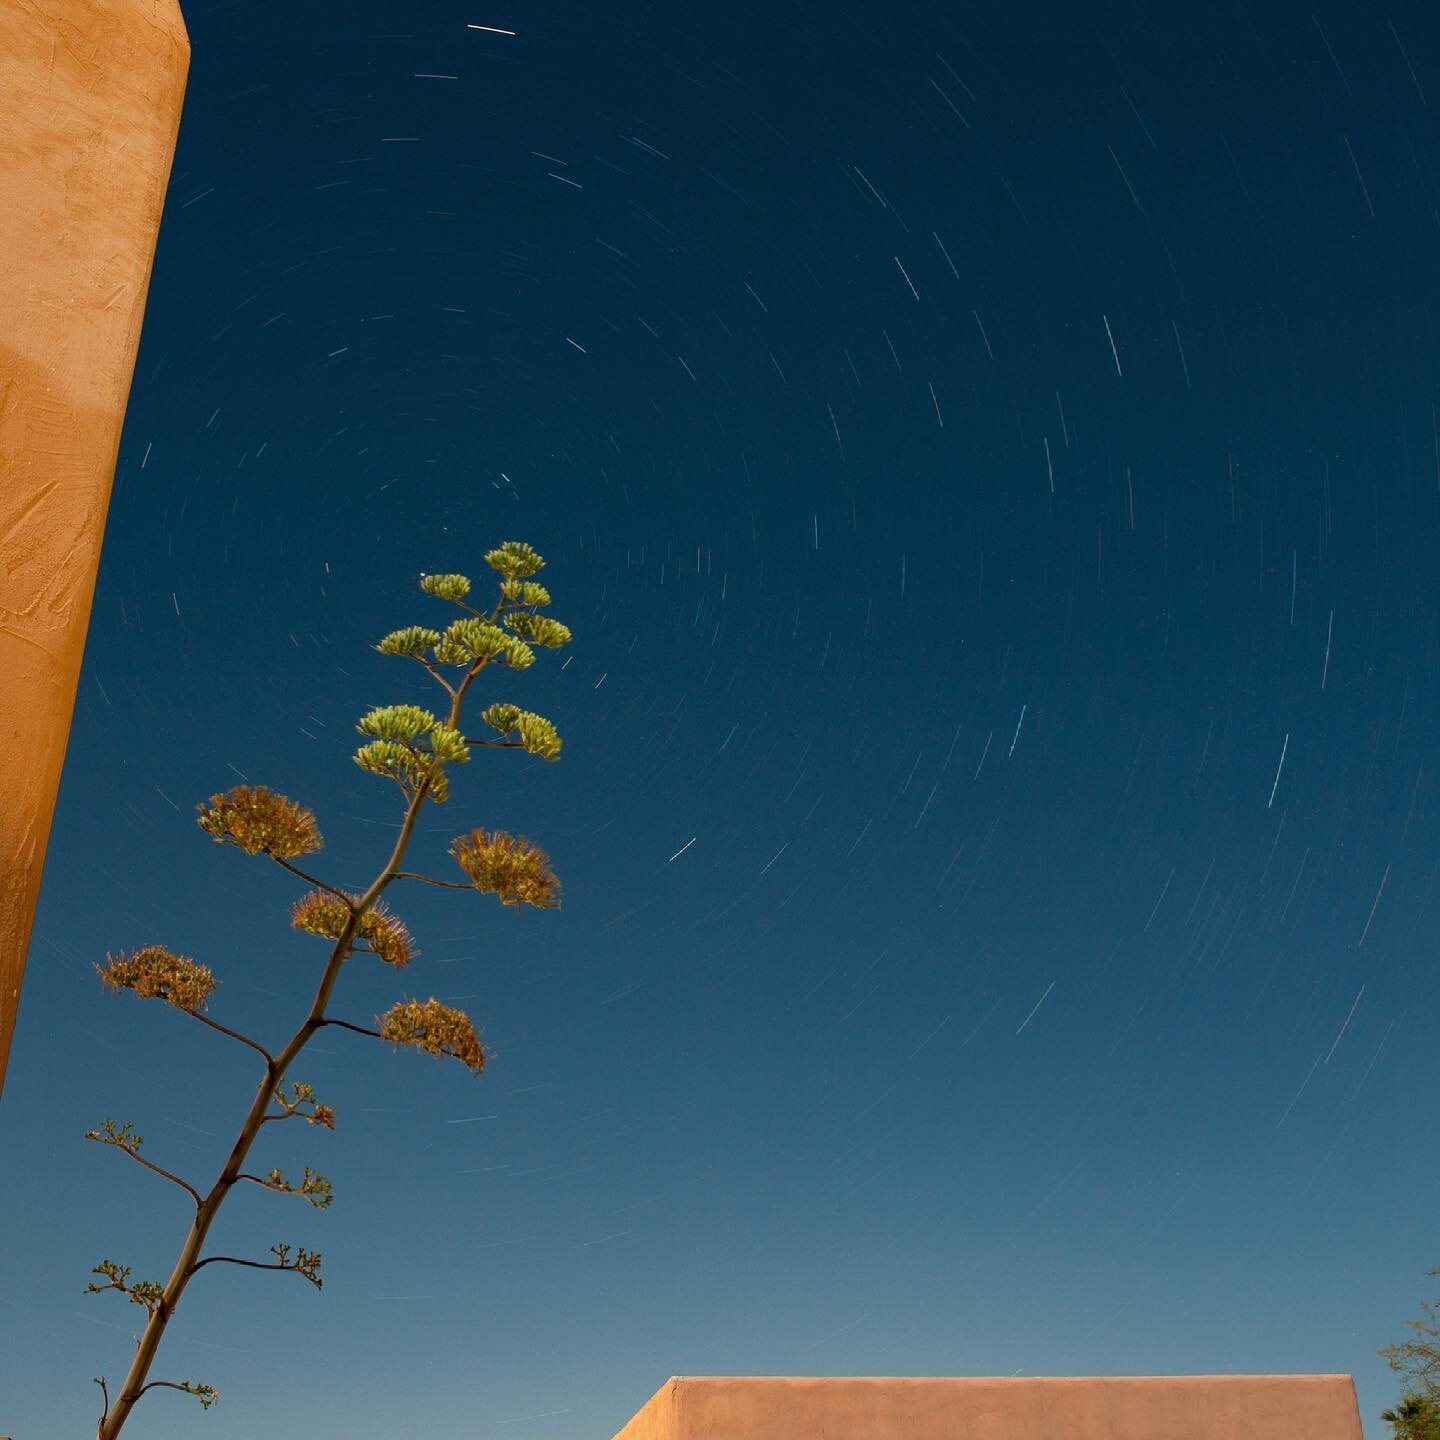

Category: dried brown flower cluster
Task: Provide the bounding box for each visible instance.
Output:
[289,890,418,967]
[196,785,323,858]
[96,946,216,1011]
[450,828,561,909]
[378,997,489,1076]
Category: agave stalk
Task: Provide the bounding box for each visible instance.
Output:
[87,543,569,1438]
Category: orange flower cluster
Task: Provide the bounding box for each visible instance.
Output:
[378,997,488,1075]
[449,828,561,909]
[95,946,216,1011]
[289,890,417,967]
[196,785,323,858]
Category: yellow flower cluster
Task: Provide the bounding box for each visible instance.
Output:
[450,829,561,909]
[378,997,488,1075]
[95,946,216,1011]
[196,785,323,858]
[289,890,417,967]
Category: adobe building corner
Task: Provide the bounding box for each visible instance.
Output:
[0,0,190,1099]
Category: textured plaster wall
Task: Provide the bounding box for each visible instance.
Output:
[0,0,189,1099]
[610,1375,1366,1440]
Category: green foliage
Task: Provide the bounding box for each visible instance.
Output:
[1382,1268,1440,1437]
[1382,1393,1440,1440]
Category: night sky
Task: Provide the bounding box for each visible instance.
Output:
[5,1,1440,1436]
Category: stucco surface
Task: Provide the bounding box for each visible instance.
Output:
[610,1375,1365,1440]
[0,0,189,1099]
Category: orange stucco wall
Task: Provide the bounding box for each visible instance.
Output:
[611,1375,1365,1440]
[0,0,189,1100]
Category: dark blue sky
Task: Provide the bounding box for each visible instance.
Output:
[5,0,1439,1435]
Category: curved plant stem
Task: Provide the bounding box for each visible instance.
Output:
[95,647,495,1440]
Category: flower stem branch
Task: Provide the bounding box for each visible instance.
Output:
[317,1017,385,1040]
[85,1122,203,1210]
[188,1242,323,1291]
[134,1378,218,1409]
[182,1009,275,1066]
[267,854,356,907]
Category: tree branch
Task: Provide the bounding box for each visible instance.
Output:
[87,1127,202,1210]
[182,1009,275,1066]
[233,1165,332,1208]
[391,871,473,889]
[267,854,356,907]
[123,1152,203,1211]
[462,738,525,749]
[412,655,457,697]
[134,1378,218,1410]
[188,1254,281,1277]
[187,1245,322,1291]
[262,1079,334,1130]
[317,1017,384,1040]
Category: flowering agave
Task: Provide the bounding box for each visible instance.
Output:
[84,543,572,1440]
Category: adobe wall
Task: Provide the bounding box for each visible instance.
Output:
[0,0,190,1098]
[611,1375,1365,1440]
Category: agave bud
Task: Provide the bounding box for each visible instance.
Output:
[515,711,562,760]
[501,580,551,607]
[375,625,441,657]
[502,613,571,649]
[427,724,470,764]
[435,618,508,666]
[480,702,522,735]
[420,573,472,601]
[501,636,536,670]
[356,704,438,744]
[483,541,544,579]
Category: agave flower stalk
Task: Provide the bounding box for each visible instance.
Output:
[84,542,571,1439]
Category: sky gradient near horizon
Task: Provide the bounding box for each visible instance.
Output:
[4,1,1440,1436]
